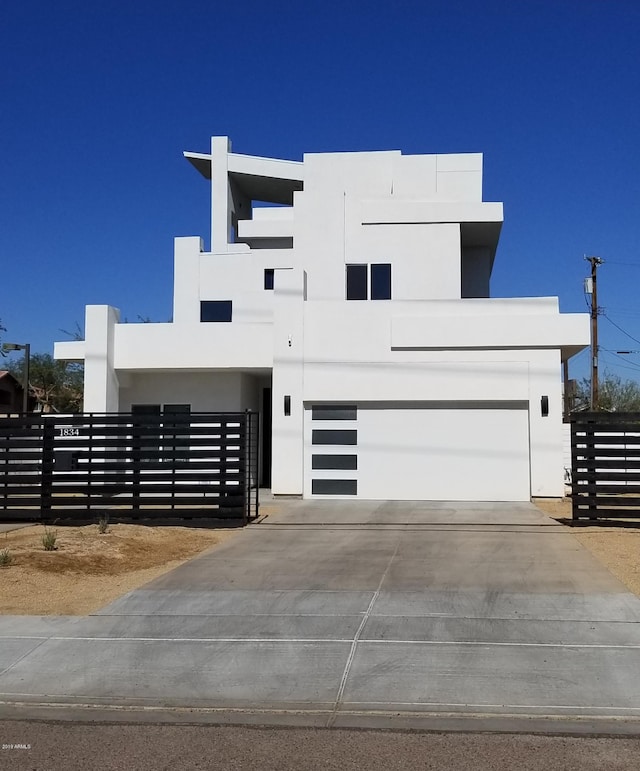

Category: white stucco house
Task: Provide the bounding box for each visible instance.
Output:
[54,136,589,501]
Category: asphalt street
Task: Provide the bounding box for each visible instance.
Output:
[2,721,640,771]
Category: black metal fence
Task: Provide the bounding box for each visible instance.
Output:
[0,411,259,523]
[571,412,640,520]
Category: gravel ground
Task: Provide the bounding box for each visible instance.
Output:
[0,523,239,614]
[533,498,640,596]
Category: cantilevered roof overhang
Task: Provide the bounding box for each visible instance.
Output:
[460,220,503,269]
[361,200,504,266]
[184,151,304,205]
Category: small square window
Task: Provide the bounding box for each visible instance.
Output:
[200,300,232,322]
[371,263,391,300]
[346,264,368,300]
[264,268,275,290]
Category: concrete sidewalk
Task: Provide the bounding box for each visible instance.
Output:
[2,500,640,731]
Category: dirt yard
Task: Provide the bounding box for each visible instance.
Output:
[533,498,640,597]
[0,522,239,615]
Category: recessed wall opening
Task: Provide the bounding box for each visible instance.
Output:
[264,269,275,290]
[200,300,232,322]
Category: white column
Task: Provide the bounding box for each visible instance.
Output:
[211,136,231,253]
[271,268,305,494]
[172,236,203,325]
[528,349,564,496]
[83,305,120,412]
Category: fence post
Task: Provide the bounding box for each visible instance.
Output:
[254,410,260,520]
[570,419,578,520]
[41,417,55,522]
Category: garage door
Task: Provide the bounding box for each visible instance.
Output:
[305,403,530,502]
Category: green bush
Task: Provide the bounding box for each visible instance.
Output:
[0,548,12,567]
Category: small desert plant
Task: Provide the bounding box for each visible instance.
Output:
[0,548,12,567]
[97,513,110,534]
[42,527,58,551]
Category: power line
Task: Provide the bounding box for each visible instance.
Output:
[605,310,640,319]
[601,349,640,372]
[602,312,640,347]
[599,352,640,376]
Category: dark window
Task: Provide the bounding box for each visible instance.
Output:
[164,404,190,461]
[312,479,357,495]
[164,404,190,415]
[132,404,161,418]
[312,454,357,470]
[312,405,357,421]
[131,404,162,463]
[346,264,368,300]
[264,268,275,290]
[371,263,392,300]
[312,429,357,445]
[201,300,232,322]
[346,264,392,300]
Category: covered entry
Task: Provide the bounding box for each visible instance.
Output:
[305,402,531,502]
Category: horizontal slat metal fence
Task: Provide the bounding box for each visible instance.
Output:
[571,412,640,520]
[0,412,259,523]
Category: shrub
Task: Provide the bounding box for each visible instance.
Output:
[0,548,12,567]
[97,513,110,534]
[42,527,58,551]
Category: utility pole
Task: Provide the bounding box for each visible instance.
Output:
[586,256,603,410]
[563,359,570,420]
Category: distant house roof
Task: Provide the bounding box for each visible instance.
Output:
[0,370,22,387]
[0,370,24,412]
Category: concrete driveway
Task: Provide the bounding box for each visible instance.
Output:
[2,499,640,731]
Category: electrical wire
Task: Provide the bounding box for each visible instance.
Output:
[602,312,640,347]
[599,358,640,376]
[606,310,640,319]
[600,348,640,372]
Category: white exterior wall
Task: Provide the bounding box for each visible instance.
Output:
[82,305,120,412]
[54,136,590,502]
[119,371,245,412]
[271,267,305,494]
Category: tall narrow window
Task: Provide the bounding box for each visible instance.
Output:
[264,268,275,290]
[371,263,392,300]
[346,264,368,300]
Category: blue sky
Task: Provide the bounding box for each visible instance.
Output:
[1,0,639,382]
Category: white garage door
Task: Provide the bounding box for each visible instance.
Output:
[306,404,530,502]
